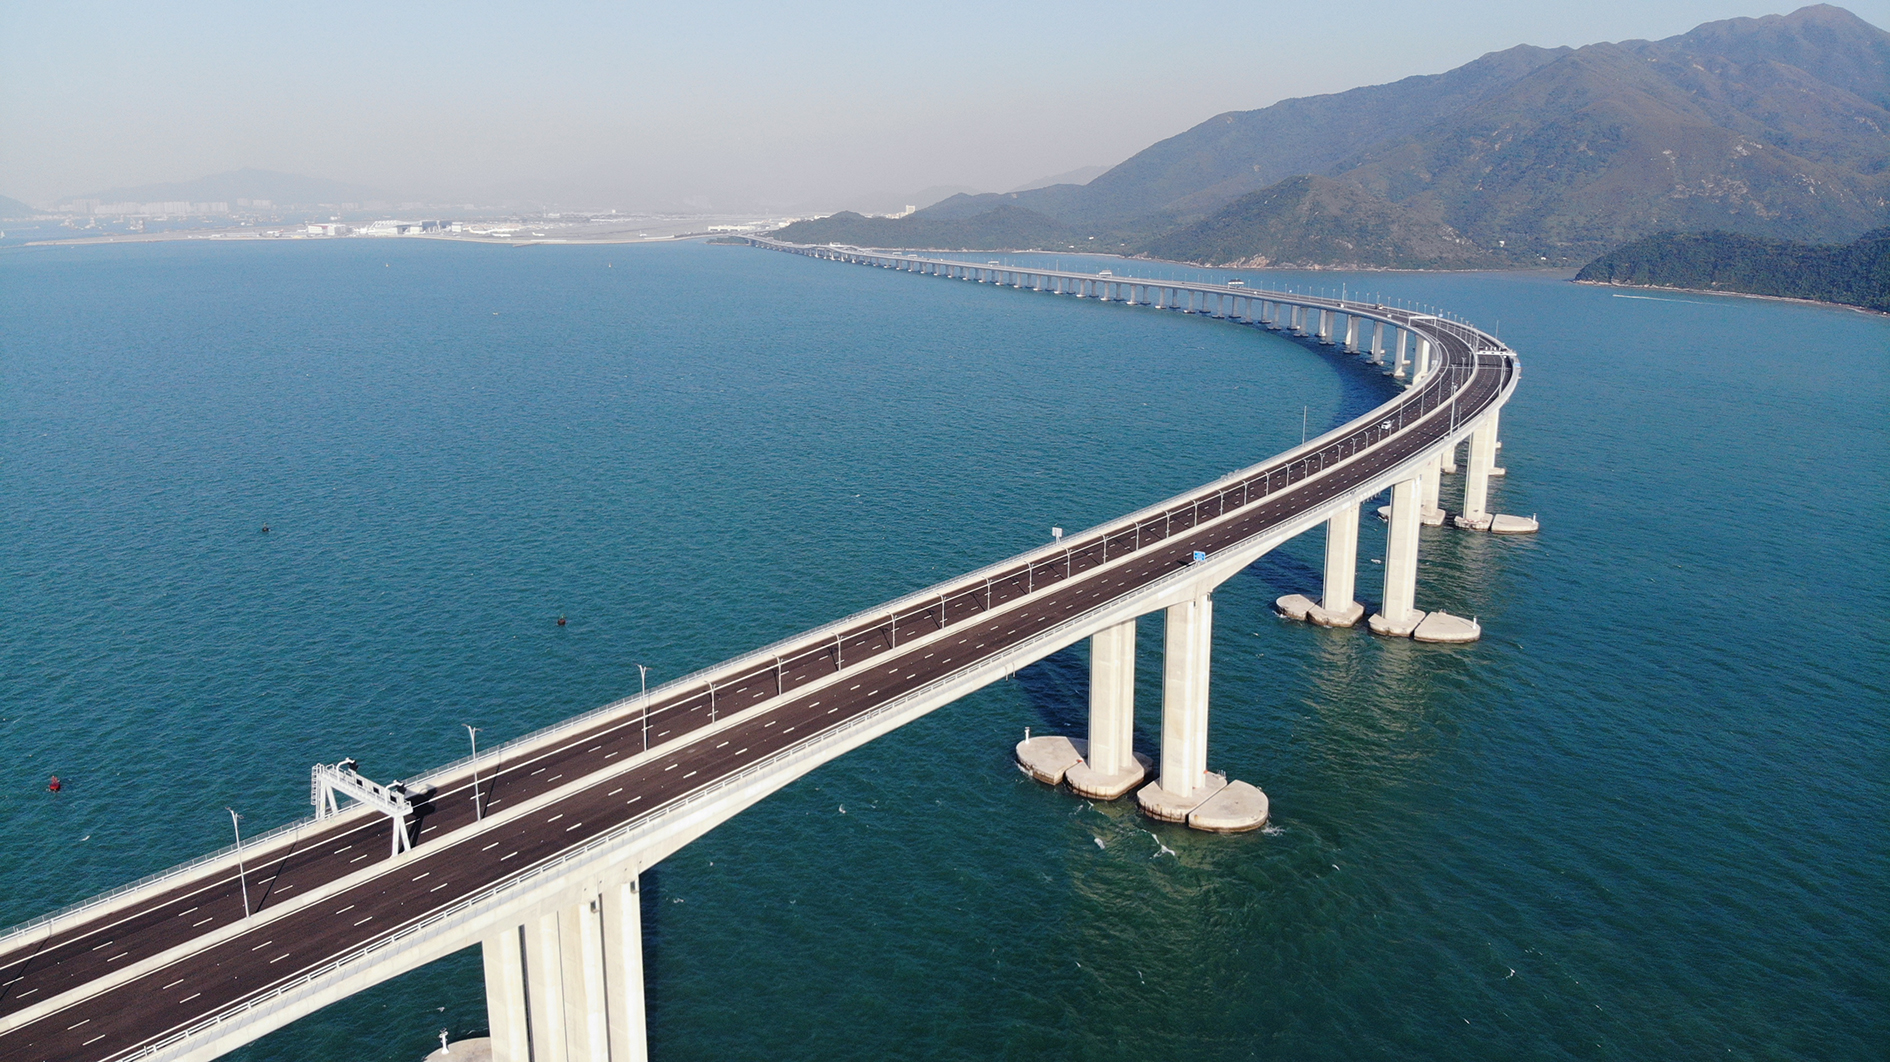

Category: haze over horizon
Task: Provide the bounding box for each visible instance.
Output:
[5,0,1887,214]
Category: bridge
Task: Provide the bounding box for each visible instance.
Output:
[0,239,1534,1062]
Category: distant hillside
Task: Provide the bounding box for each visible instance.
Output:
[770,206,1092,251]
[785,5,1890,268]
[0,194,35,218]
[1575,228,1890,310]
[1139,176,1497,269]
[81,168,381,206]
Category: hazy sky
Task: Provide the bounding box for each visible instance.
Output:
[4,1,1885,212]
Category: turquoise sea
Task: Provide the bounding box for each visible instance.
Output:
[1,239,1884,1061]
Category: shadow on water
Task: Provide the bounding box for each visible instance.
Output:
[1237,548,1323,600]
[1013,644,1089,735]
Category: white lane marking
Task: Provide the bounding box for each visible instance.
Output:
[250,940,273,951]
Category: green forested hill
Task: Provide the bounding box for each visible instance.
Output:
[1574,229,1890,310]
[775,5,1890,268]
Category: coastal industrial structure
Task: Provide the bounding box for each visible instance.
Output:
[0,239,1533,1062]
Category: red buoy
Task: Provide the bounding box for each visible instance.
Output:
[47,775,61,793]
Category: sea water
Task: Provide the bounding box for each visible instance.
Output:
[0,239,1883,1061]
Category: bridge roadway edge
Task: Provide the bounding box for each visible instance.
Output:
[2,240,1519,1062]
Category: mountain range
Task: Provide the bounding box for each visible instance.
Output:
[776,5,1890,269]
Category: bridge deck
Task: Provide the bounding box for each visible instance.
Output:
[0,249,1513,1062]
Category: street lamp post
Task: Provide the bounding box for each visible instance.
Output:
[637,664,650,751]
[464,724,483,821]
[228,808,250,918]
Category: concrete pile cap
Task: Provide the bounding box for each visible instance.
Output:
[1187,781,1270,833]
[1015,735,1084,785]
[1412,611,1481,643]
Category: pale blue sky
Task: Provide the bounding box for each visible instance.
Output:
[3,1,1884,211]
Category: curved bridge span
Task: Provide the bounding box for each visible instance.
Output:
[1,240,1528,1062]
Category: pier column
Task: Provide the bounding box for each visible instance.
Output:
[1440,439,1458,474]
[1344,315,1359,353]
[1318,308,1332,342]
[1137,592,1268,830]
[1274,502,1364,627]
[483,928,532,1062]
[485,881,649,1062]
[1371,320,1385,362]
[1418,454,1446,525]
[1157,594,1212,800]
[1064,619,1147,799]
[1416,336,1433,377]
[1320,503,1364,625]
[1457,412,1500,529]
[1393,329,1410,378]
[1369,476,1426,637]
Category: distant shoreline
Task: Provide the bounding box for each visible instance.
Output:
[20,229,723,249]
[1571,278,1888,316]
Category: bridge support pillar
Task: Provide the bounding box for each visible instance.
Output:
[1369,477,1427,637]
[485,880,648,1062]
[1419,454,1446,525]
[1392,329,1409,378]
[1276,502,1364,627]
[1456,412,1500,530]
[1371,320,1385,363]
[1065,618,1149,799]
[1137,594,1270,830]
[1441,439,1458,474]
[1344,315,1359,353]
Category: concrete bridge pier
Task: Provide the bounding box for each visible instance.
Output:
[1441,439,1459,474]
[1452,411,1535,534]
[1063,619,1150,800]
[1276,502,1364,628]
[1392,329,1409,378]
[483,877,648,1062]
[1369,477,1427,637]
[1371,320,1386,364]
[1418,455,1447,525]
[1344,315,1360,353]
[1371,476,1485,642]
[1135,594,1270,832]
[1317,308,1333,343]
